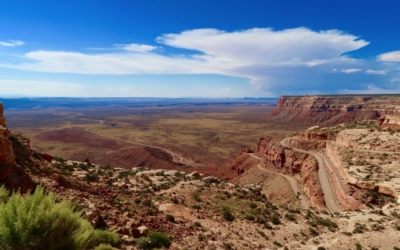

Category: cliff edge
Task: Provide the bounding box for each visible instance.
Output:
[267,95,400,126]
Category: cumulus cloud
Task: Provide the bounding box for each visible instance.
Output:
[157,28,368,67]
[378,51,400,62]
[0,28,375,94]
[341,68,362,74]
[0,40,24,47]
[365,69,387,75]
[114,43,159,53]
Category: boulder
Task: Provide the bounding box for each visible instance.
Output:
[132,225,149,238]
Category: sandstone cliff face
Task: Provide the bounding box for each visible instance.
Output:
[0,103,14,179]
[267,95,400,126]
[378,115,400,130]
[0,103,34,192]
[256,136,326,209]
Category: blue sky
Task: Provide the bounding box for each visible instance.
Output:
[0,0,400,97]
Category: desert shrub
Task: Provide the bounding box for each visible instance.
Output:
[136,237,151,250]
[245,214,255,221]
[166,214,175,222]
[222,206,235,221]
[192,204,201,210]
[85,172,100,182]
[249,202,257,209]
[353,223,367,234]
[94,230,121,247]
[0,185,119,250]
[285,213,296,222]
[147,231,171,248]
[94,244,113,250]
[271,214,281,225]
[192,191,201,201]
[142,199,152,207]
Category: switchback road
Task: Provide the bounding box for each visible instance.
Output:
[280,138,341,213]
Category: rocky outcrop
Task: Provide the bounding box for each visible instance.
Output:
[0,103,34,193]
[0,103,15,180]
[378,115,400,130]
[256,136,326,209]
[324,143,365,210]
[267,95,400,126]
[0,103,6,127]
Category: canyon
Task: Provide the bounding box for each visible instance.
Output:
[2,100,400,249]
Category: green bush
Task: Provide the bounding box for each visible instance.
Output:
[192,191,201,202]
[136,237,151,250]
[147,231,171,248]
[222,206,235,221]
[94,230,121,247]
[271,214,281,225]
[0,185,120,250]
[249,202,257,209]
[94,244,113,250]
[166,214,175,222]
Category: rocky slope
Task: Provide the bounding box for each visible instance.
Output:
[267,95,400,126]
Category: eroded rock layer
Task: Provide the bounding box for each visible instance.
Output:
[267,95,400,126]
[256,136,326,209]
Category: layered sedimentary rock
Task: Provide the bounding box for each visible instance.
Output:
[267,95,400,126]
[256,137,326,209]
[378,115,400,130]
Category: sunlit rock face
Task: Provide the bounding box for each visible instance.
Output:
[267,95,400,126]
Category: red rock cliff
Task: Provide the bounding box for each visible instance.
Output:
[256,136,326,209]
[267,95,400,126]
[0,103,34,192]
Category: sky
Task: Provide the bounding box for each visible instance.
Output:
[1,0,400,98]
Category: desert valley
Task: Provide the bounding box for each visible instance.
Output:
[1,95,400,249]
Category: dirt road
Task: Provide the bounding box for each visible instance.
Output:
[280,138,341,213]
[248,154,311,209]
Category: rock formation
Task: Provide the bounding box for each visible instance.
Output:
[0,103,34,192]
[267,95,400,126]
[256,136,326,209]
[378,115,400,130]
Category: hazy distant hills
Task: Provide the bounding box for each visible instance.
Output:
[0,97,277,110]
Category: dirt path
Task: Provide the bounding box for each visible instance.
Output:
[85,123,204,167]
[280,138,341,212]
[248,154,311,209]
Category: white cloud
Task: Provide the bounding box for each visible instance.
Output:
[0,27,372,94]
[378,51,400,62]
[365,69,387,75]
[0,40,24,47]
[157,28,368,67]
[341,68,362,74]
[391,78,400,82]
[114,43,159,53]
